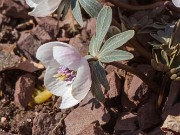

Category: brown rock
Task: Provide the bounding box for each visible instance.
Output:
[17,31,41,60]
[0,44,22,71]
[87,18,96,36]
[163,81,180,111]
[124,64,154,105]
[33,17,61,42]
[138,95,161,130]
[32,112,56,135]
[105,65,118,74]
[64,93,110,135]
[14,74,35,109]
[148,127,166,135]
[162,103,180,121]
[78,123,105,135]
[102,72,121,99]
[114,112,138,134]
[1,0,29,18]
[69,35,89,56]
[116,130,145,135]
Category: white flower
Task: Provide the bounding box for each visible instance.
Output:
[172,0,180,7]
[25,0,62,17]
[36,42,92,109]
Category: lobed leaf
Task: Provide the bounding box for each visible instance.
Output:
[90,63,105,103]
[98,50,134,63]
[89,6,112,56]
[79,0,102,17]
[71,0,83,27]
[93,61,110,90]
[99,30,135,56]
[57,0,71,19]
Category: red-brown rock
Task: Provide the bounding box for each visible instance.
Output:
[64,93,110,135]
[78,123,105,135]
[102,72,121,99]
[124,64,154,106]
[14,74,35,109]
[114,112,138,134]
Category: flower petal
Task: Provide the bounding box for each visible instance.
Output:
[36,42,60,67]
[53,45,81,71]
[71,57,91,100]
[26,0,38,7]
[44,66,71,96]
[60,89,80,109]
[28,0,61,17]
[172,0,180,7]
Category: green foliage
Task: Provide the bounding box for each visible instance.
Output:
[89,6,134,63]
[58,0,102,26]
[79,0,102,17]
[98,50,134,63]
[150,20,180,81]
[89,6,112,56]
[71,0,83,26]
[57,0,71,19]
[90,62,106,103]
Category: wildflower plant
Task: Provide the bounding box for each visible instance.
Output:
[25,0,180,109]
[25,3,135,108]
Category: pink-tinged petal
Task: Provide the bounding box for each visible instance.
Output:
[36,42,61,67]
[28,0,61,17]
[60,89,80,109]
[26,0,39,8]
[44,66,71,96]
[71,57,91,100]
[53,45,81,71]
[172,0,180,7]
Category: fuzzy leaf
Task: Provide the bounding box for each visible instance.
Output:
[90,63,105,103]
[99,50,134,63]
[93,61,110,90]
[99,30,134,56]
[79,0,102,17]
[89,6,112,56]
[71,0,83,27]
[57,0,70,19]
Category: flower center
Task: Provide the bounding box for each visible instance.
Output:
[53,66,77,82]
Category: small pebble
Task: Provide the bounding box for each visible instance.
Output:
[1,117,7,123]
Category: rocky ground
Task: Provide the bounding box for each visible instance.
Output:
[0,0,180,135]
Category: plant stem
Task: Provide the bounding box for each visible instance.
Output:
[109,62,159,90]
[108,0,165,10]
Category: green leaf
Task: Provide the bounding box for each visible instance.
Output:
[99,30,135,56]
[93,61,110,90]
[79,0,102,17]
[71,0,83,27]
[90,63,105,103]
[57,0,70,19]
[98,50,134,63]
[89,6,112,56]
[89,35,96,55]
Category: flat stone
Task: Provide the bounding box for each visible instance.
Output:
[102,72,121,99]
[32,112,56,135]
[114,112,138,134]
[64,93,110,135]
[78,123,105,135]
[138,96,161,130]
[123,64,154,106]
[14,74,35,109]
[162,103,180,121]
[163,81,180,111]
[17,31,41,60]
[1,0,29,18]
